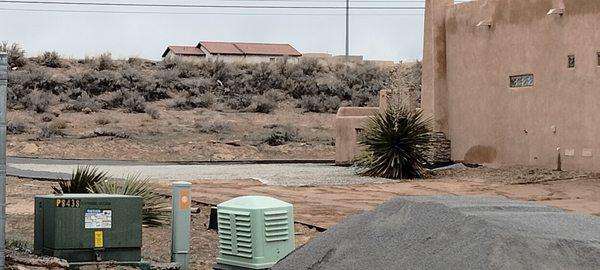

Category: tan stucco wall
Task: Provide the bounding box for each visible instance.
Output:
[335,107,380,164]
[429,0,600,170]
[335,90,392,164]
[203,54,299,64]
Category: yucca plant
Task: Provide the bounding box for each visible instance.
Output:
[53,166,109,194]
[90,174,170,227]
[354,105,431,179]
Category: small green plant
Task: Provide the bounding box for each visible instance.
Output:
[6,234,32,251]
[354,106,431,179]
[53,166,109,194]
[90,174,170,227]
[264,126,299,146]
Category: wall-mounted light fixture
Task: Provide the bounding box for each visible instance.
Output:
[547,8,564,15]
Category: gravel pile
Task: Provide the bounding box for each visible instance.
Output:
[274,196,600,270]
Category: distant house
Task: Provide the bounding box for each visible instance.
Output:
[161,41,302,63]
[161,46,205,59]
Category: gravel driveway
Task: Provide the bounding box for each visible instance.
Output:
[7,157,392,186]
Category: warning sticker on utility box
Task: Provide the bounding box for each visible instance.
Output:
[85,209,112,229]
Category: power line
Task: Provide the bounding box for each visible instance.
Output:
[0,7,425,15]
[0,0,426,9]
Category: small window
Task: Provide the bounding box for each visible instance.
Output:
[510,74,534,88]
[597,52,600,66]
[568,55,575,68]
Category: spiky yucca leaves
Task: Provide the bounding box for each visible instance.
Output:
[354,106,431,179]
[53,166,108,194]
[90,174,169,227]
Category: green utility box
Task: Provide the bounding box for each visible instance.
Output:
[215,196,295,270]
[34,194,143,266]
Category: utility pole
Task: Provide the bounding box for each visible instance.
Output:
[345,0,349,59]
[0,52,7,269]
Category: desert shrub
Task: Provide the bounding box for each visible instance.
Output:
[123,91,147,113]
[7,121,27,134]
[171,92,215,110]
[90,174,170,227]
[53,166,108,194]
[264,125,299,146]
[64,91,101,113]
[101,89,126,109]
[226,94,252,110]
[97,53,114,70]
[38,124,64,139]
[41,113,54,122]
[249,94,276,113]
[25,90,53,113]
[95,117,111,125]
[145,106,160,119]
[49,119,67,130]
[351,87,376,107]
[70,69,121,96]
[300,94,340,113]
[263,89,287,102]
[354,106,431,179]
[38,51,61,68]
[195,121,231,133]
[0,41,27,68]
[127,57,144,66]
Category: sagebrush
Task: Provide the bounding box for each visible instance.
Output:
[4,46,419,114]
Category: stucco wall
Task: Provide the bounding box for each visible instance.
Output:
[204,54,299,64]
[441,0,600,170]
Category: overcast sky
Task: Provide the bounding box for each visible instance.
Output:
[0,0,426,61]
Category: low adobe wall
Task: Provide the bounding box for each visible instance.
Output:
[335,107,380,165]
[335,90,392,165]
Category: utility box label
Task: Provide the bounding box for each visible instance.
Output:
[94,231,104,248]
[85,209,112,229]
[56,198,80,208]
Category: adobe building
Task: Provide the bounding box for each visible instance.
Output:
[162,41,302,64]
[422,0,600,171]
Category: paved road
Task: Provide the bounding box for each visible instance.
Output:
[7,157,392,186]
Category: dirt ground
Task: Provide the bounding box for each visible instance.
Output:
[7,102,335,161]
[6,166,600,268]
[5,176,320,270]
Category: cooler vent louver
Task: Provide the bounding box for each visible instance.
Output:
[218,210,253,258]
[264,210,289,242]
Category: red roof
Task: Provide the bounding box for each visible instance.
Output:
[199,42,244,55]
[198,41,302,57]
[162,46,205,57]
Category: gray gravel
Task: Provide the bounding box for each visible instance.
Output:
[7,157,392,186]
[274,196,600,270]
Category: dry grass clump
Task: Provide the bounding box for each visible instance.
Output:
[195,121,231,134]
[95,116,111,125]
[145,106,160,119]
